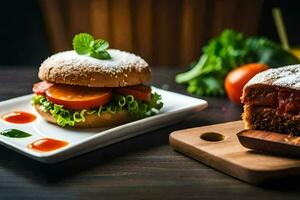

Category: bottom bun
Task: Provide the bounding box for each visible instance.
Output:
[34,105,132,128]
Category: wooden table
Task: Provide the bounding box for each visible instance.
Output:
[0,66,299,199]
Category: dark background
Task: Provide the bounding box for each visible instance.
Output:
[0,0,50,66]
[0,0,299,66]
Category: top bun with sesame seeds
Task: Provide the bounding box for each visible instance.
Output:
[38,49,151,87]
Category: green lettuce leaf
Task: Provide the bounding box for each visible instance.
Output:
[32,93,163,127]
[175,29,300,96]
[176,29,254,96]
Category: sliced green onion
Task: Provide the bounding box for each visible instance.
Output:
[40,97,48,104]
[129,101,138,111]
[73,112,82,122]
[110,106,117,114]
[87,110,96,115]
[126,95,134,104]
[118,96,126,107]
[97,106,102,116]
[80,110,86,122]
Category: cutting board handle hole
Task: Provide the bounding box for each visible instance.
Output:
[200,132,225,142]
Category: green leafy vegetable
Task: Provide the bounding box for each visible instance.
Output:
[176,30,253,96]
[246,37,299,67]
[175,29,300,96]
[72,33,111,60]
[32,93,163,127]
[0,129,32,138]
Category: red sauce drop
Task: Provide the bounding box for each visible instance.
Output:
[2,111,36,124]
[28,138,68,152]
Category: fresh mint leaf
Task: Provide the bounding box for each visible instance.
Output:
[94,39,109,52]
[73,33,111,60]
[90,51,111,60]
[73,33,94,54]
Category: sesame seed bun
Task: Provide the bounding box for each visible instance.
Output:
[34,105,132,128]
[38,49,151,87]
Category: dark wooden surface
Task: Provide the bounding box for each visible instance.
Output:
[0,66,300,199]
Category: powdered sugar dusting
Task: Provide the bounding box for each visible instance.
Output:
[41,49,148,73]
[245,64,300,90]
[39,49,151,87]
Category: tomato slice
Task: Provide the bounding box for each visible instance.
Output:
[33,81,54,95]
[115,85,151,102]
[46,85,112,110]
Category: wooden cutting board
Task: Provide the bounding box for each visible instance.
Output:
[169,120,300,184]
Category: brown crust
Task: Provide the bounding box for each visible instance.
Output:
[34,105,132,128]
[38,50,151,87]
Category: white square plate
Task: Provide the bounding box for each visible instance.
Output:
[0,87,207,163]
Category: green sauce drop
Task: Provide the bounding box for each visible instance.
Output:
[0,129,32,138]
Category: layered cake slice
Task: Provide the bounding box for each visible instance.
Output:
[241,65,300,136]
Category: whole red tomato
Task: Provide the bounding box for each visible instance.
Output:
[225,63,269,105]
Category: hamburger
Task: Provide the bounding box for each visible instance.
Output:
[32,33,163,128]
